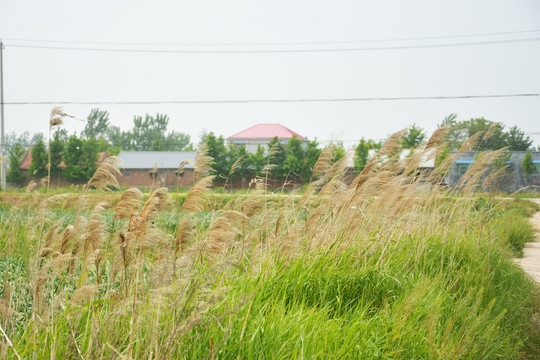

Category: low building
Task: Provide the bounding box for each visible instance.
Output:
[445,151,540,192]
[117,151,196,188]
[19,151,109,187]
[228,123,306,153]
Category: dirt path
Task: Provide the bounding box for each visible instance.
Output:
[515,199,540,283]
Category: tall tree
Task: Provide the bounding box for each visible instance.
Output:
[62,136,84,181]
[6,145,25,185]
[80,139,100,180]
[49,131,64,176]
[82,108,110,140]
[267,137,287,179]
[204,132,229,177]
[283,136,305,180]
[354,138,370,173]
[28,140,48,178]
[107,126,132,150]
[226,144,251,181]
[108,113,191,151]
[249,145,267,176]
[304,140,322,180]
[522,151,534,176]
[505,126,532,151]
[445,118,506,151]
[401,124,426,149]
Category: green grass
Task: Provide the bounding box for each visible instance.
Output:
[0,189,538,358]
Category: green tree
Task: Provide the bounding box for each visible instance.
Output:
[438,113,457,128]
[330,142,346,166]
[107,126,132,150]
[435,146,450,169]
[107,113,190,151]
[249,145,267,175]
[49,131,64,176]
[267,137,287,179]
[82,108,110,140]
[130,113,190,151]
[505,126,532,151]
[522,151,534,176]
[283,136,305,180]
[28,140,48,178]
[401,124,426,149]
[6,145,25,184]
[63,136,84,181]
[445,118,506,151]
[63,137,100,182]
[354,138,370,173]
[226,144,251,181]
[304,140,322,180]
[204,132,229,177]
[80,139,100,180]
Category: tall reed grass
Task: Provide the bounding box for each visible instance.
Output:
[0,128,538,359]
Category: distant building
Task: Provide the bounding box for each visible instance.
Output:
[445,151,540,192]
[228,124,306,153]
[117,151,196,188]
[18,151,109,187]
[20,151,110,172]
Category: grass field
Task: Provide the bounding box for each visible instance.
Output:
[0,142,539,359]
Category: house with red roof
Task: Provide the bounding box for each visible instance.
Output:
[228,124,306,153]
[18,151,110,187]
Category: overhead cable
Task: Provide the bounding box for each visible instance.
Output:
[5,29,540,47]
[2,94,539,106]
[6,37,540,54]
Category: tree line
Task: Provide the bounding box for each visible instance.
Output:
[6,108,193,185]
[5,109,537,186]
[353,116,535,173]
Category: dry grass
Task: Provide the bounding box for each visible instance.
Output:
[0,131,538,359]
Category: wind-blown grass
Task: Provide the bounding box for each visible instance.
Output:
[0,136,539,359]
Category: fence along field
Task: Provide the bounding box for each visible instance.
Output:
[0,126,539,359]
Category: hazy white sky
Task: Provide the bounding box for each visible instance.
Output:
[1,0,539,148]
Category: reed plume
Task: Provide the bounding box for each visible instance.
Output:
[183,176,214,213]
[312,144,335,179]
[87,156,122,191]
[425,126,450,149]
[25,180,38,193]
[378,129,407,156]
[114,188,144,219]
[194,145,214,180]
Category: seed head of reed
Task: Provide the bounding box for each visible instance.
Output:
[194,145,214,180]
[183,176,214,213]
[87,156,122,191]
[175,217,195,256]
[177,160,192,179]
[425,126,450,149]
[49,107,79,128]
[378,129,407,156]
[458,131,484,154]
[312,144,336,179]
[70,285,99,305]
[115,188,144,219]
[25,180,38,193]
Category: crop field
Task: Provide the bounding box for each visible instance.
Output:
[0,140,539,359]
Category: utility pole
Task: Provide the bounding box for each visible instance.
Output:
[0,39,5,190]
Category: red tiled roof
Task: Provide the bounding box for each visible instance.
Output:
[229,124,305,140]
[20,151,109,170]
[20,152,32,170]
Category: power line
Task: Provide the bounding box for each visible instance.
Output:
[2,93,539,106]
[5,29,540,47]
[6,37,540,54]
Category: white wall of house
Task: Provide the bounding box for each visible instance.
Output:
[228,138,305,154]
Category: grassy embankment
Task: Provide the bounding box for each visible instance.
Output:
[0,135,539,359]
